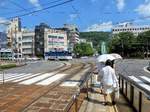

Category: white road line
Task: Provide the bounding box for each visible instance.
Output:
[0,73,24,81]
[5,73,26,81]
[36,73,66,86]
[7,73,33,82]
[19,72,56,85]
[128,76,150,91]
[0,73,19,80]
[140,76,150,83]
[13,73,42,82]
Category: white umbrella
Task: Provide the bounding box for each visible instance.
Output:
[110,53,122,60]
[97,54,116,62]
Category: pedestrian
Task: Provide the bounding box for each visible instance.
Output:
[100,59,119,105]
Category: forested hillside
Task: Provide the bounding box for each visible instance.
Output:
[80,32,111,53]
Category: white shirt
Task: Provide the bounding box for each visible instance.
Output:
[100,66,118,88]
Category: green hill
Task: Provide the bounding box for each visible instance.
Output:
[80,31,111,53]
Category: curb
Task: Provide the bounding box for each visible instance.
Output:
[143,66,150,74]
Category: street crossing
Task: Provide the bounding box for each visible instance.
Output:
[0,72,67,86]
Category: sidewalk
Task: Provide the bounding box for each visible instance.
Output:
[79,86,117,112]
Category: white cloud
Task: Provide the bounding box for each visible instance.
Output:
[145,0,150,3]
[135,1,150,17]
[69,14,78,21]
[0,17,10,32]
[116,0,125,11]
[0,17,9,23]
[85,21,113,32]
[29,0,42,10]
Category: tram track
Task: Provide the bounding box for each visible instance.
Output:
[0,62,91,112]
[23,63,94,112]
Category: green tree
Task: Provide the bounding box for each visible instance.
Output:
[109,32,136,57]
[73,43,94,57]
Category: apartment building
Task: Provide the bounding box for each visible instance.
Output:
[22,31,35,57]
[7,17,21,48]
[63,24,80,52]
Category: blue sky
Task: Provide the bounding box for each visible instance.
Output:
[0,0,150,32]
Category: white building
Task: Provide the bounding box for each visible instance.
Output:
[7,17,21,48]
[44,28,67,52]
[112,22,150,35]
[11,30,35,58]
[63,24,80,52]
[22,31,35,57]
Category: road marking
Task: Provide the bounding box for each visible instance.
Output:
[13,73,42,82]
[0,73,25,81]
[19,72,56,85]
[36,73,66,86]
[4,73,26,81]
[128,76,150,91]
[140,76,150,83]
[0,73,19,80]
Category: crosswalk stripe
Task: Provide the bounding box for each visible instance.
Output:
[19,72,56,85]
[128,76,150,91]
[36,73,66,85]
[140,76,150,83]
[4,73,26,81]
[13,73,42,82]
[0,73,19,80]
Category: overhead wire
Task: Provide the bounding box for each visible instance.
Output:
[6,0,74,19]
[0,0,69,16]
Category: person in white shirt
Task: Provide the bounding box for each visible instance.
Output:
[100,59,119,105]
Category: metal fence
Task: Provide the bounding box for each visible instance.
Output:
[119,73,150,112]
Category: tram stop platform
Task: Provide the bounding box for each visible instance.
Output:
[79,85,117,112]
[78,71,134,112]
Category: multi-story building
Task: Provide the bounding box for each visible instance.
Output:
[44,28,67,52]
[34,23,49,57]
[22,31,35,57]
[10,30,35,58]
[63,24,80,52]
[112,22,150,35]
[34,23,68,57]
[7,17,21,48]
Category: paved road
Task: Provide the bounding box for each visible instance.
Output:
[1,60,63,74]
[115,59,150,77]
